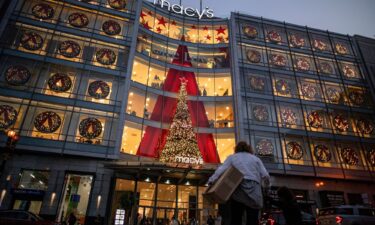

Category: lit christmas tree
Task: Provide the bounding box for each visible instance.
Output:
[159,77,203,164]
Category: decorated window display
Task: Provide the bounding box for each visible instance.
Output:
[95,48,117,65]
[289,34,305,48]
[68,12,89,28]
[314,144,332,163]
[270,54,287,67]
[34,111,62,133]
[79,117,103,139]
[318,62,334,75]
[31,3,55,20]
[342,65,358,79]
[20,31,44,51]
[47,73,72,92]
[356,118,374,135]
[295,58,310,72]
[58,40,81,58]
[335,43,349,55]
[286,141,303,160]
[102,20,121,35]
[341,147,359,166]
[242,25,258,39]
[301,83,319,99]
[326,87,341,104]
[88,80,110,99]
[255,139,274,156]
[267,30,282,43]
[108,0,127,9]
[4,65,31,86]
[252,105,269,122]
[367,149,375,167]
[280,108,298,126]
[0,105,18,129]
[333,114,349,132]
[348,89,364,106]
[246,50,261,64]
[249,76,265,91]
[275,79,292,96]
[313,39,328,51]
[307,110,324,128]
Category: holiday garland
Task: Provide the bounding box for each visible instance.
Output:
[335,43,349,55]
[281,108,298,126]
[102,20,121,35]
[34,111,62,133]
[249,76,265,91]
[275,79,291,95]
[356,118,374,135]
[301,83,318,99]
[326,87,341,104]
[318,62,333,75]
[314,144,331,163]
[296,58,310,71]
[256,139,274,156]
[0,105,18,129]
[88,80,110,99]
[313,39,327,51]
[32,3,54,20]
[20,31,44,51]
[58,40,81,58]
[333,114,349,132]
[68,12,89,28]
[253,105,269,122]
[348,90,364,105]
[286,141,303,160]
[5,65,32,86]
[79,117,103,139]
[307,111,323,128]
[246,50,261,63]
[243,25,258,39]
[341,147,359,165]
[267,30,282,43]
[96,48,117,65]
[48,73,72,92]
[289,34,305,48]
[270,54,287,67]
[108,0,127,9]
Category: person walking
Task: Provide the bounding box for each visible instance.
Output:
[67,212,77,225]
[276,186,302,225]
[208,141,270,225]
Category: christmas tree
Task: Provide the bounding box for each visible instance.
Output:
[159,77,203,164]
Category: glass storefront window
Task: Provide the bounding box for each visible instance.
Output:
[58,174,94,224]
[137,181,156,218]
[18,170,49,190]
[157,184,176,208]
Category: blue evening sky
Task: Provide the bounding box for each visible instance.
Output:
[151,0,375,38]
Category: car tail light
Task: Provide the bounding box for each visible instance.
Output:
[316,219,319,225]
[267,218,275,225]
[335,216,343,224]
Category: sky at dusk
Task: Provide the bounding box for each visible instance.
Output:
[150,0,375,38]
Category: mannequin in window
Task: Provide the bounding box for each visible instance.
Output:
[144,108,149,119]
[203,88,207,96]
[223,89,229,96]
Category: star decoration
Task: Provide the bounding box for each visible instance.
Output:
[156,27,162,33]
[216,36,224,42]
[203,26,209,31]
[158,17,167,27]
[142,21,151,30]
[205,34,211,40]
[216,26,226,35]
[171,20,177,26]
[140,11,147,20]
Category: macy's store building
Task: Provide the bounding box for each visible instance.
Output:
[0,0,374,224]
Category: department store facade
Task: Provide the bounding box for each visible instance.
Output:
[0,0,374,224]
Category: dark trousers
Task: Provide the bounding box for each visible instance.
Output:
[230,199,259,225]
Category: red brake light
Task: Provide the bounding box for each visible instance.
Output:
[267,218,275,225]
[335,216,343,224]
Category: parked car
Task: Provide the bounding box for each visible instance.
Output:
[317,205,375,225]
[0,210,56,225]
[259,210,316,225]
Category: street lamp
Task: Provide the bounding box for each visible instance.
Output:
[0,129,19,176]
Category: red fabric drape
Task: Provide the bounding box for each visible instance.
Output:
[136,38,220,163]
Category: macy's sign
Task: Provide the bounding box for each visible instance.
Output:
[153,0,214,19]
